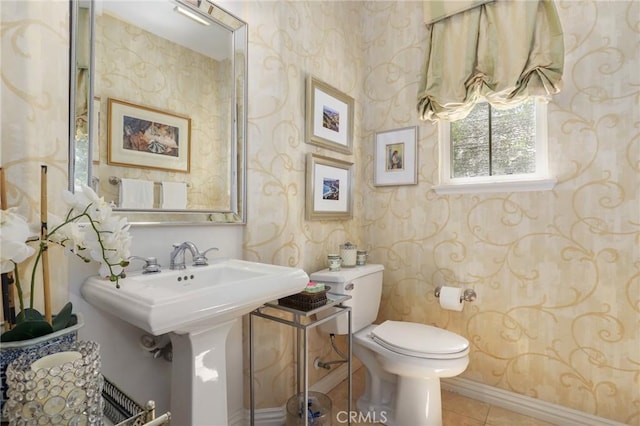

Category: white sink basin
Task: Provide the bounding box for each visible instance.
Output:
[81,258,309,335]
[82,258,308,425]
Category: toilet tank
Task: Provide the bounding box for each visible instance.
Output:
[309,264,384,334]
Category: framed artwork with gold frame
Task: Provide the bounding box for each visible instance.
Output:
[107,98,191,173]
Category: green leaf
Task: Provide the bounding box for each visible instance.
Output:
[0,320,54,342]
[52,302,74,332]
[16,308,45,323]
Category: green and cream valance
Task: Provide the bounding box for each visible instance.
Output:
[418,0,564,122]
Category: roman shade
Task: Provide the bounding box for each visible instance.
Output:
[417,0,564,122]
[423,0,493,25]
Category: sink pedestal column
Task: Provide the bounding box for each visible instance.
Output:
[170,319,236,425]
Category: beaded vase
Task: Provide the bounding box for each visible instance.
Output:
[0,313,84,420]
[2,340,103,425]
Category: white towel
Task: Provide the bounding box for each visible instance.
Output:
[161,181,187,209]
[119,178,154,209]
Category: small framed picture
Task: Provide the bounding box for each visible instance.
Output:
[305,75,354,154]
[374,126,418,186]
[107,98,191,173]
[306,153,354,220]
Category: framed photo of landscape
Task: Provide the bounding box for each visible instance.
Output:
[374,126,418,186]
[107,98,191,173]
[305,75,354,154]
[306,153,354,220]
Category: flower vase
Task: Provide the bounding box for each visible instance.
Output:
[0,313,84,420]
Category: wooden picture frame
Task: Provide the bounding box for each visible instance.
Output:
[107,98,191,173]
[374,126,418,186]
[305,75,354,154]
[306,153,354,220]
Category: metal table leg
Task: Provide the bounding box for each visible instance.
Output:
[249,297,352,426]
[249,312,255,426]
[303,320,309,426]
[348,308,352,426]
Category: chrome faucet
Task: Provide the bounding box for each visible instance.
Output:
[169,242,219,270]
[129,256,161,274]
[170,242,198,270]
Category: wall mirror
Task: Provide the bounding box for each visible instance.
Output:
[69,0,247,224]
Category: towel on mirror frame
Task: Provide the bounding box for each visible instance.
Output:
[160,181,187,209]
[119,178,154,209]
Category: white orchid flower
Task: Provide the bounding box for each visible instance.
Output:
[62,189,80,209]
[1,182,132,339]
[5,184,131,287]
[0,186,131,292]
[63,186,132,280]
[0,209,36,274]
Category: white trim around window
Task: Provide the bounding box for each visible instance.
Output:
[433,99,556,195]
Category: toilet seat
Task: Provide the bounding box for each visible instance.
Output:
[370,320,469,360]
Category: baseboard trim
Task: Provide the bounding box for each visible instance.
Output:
[244,407,286,426]
[245,368,624,426]
[248,365,350,425]
[310,363,350,394]
[228,407,247,426]
[441,377,627,426]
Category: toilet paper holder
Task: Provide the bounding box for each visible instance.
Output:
[434,286,477,302]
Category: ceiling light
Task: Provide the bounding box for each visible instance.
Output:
[174,5,210,26]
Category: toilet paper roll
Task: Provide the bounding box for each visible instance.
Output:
[439,286,465,311]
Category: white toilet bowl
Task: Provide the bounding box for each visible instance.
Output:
[309,265,470,426]
[353,321,469,426]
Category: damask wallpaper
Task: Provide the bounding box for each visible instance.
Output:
[241,1,639,424]
[1,1,71,312]
[1,1,638,424]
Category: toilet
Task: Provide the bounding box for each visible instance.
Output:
[310,264,469,426]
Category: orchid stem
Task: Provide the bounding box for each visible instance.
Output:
[28,243,45,315]
[13,262,24,315]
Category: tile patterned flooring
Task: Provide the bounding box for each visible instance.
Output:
[325,367,556,426]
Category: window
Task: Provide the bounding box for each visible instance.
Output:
[435,98,556,194]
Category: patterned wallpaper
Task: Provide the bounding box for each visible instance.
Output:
[241,1,639,424]
[2,1,638,424]
[1,1,71,312]
[240,0,365,408]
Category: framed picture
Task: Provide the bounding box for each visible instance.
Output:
[305,75,354,154]
[374,126,418,186]
[107,98,191,173]
[306,153,354,220]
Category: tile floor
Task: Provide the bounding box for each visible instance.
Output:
[325,367,556,426]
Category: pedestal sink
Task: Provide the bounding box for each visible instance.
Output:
[81,258,309,425]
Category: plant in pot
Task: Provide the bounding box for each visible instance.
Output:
[0,174,131,414]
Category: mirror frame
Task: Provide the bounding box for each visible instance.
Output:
[68,0,247,225]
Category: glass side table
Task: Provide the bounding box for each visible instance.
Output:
[249,293,352,426]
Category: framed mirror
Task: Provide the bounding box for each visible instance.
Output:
[69,0,247,224]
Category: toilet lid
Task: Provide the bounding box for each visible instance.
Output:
[371,321,469,359]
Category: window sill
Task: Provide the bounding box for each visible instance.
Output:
[433,177,557,195]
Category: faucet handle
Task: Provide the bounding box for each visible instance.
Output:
[192,247,219,266]
[129,256,162,274]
